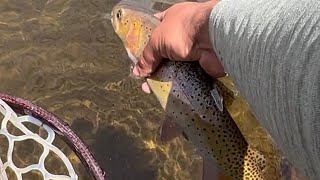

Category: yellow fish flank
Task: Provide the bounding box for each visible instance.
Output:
[111,4,267,179]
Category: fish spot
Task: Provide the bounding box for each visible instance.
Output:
[191,119,195,122]
[203,128,206,131]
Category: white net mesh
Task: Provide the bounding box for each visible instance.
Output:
[0,99,78,180]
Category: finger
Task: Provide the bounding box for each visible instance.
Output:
[142,82,151,94]
[154,10,167,21]
[133,27,163,77]
[198,50,226,78]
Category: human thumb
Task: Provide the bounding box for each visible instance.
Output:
[132,25,164,77]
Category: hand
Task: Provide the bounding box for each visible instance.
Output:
[132,1,225,93]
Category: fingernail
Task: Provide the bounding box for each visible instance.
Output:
[132,66,140,76]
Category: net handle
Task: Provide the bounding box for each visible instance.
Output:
[0,93,107,180]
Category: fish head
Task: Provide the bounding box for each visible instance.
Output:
[111,4,159,64]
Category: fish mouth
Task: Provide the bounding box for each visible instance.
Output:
[102,11,114,30]
[103,13,112,21]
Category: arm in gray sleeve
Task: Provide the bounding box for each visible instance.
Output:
[208,0,320,179]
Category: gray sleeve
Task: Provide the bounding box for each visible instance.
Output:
[208,0,320,179]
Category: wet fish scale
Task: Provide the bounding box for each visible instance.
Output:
[148,61,265,179]
[111,4,267,179]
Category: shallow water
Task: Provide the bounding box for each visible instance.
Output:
[0,0,203,179]
[0,0,299,180]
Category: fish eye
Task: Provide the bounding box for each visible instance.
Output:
[116,9,122,19]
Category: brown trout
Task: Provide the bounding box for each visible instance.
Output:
[110,3,267,179]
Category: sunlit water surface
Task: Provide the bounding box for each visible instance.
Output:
[0,0,203,179]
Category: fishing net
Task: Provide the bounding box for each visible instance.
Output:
[0,93,107,180]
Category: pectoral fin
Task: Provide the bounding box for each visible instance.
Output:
[210,84,224,112]
[215,78,237,108]
[159,116,183,142]
[202,159,232,180]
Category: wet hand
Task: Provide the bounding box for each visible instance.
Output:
[132,1,225,93]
